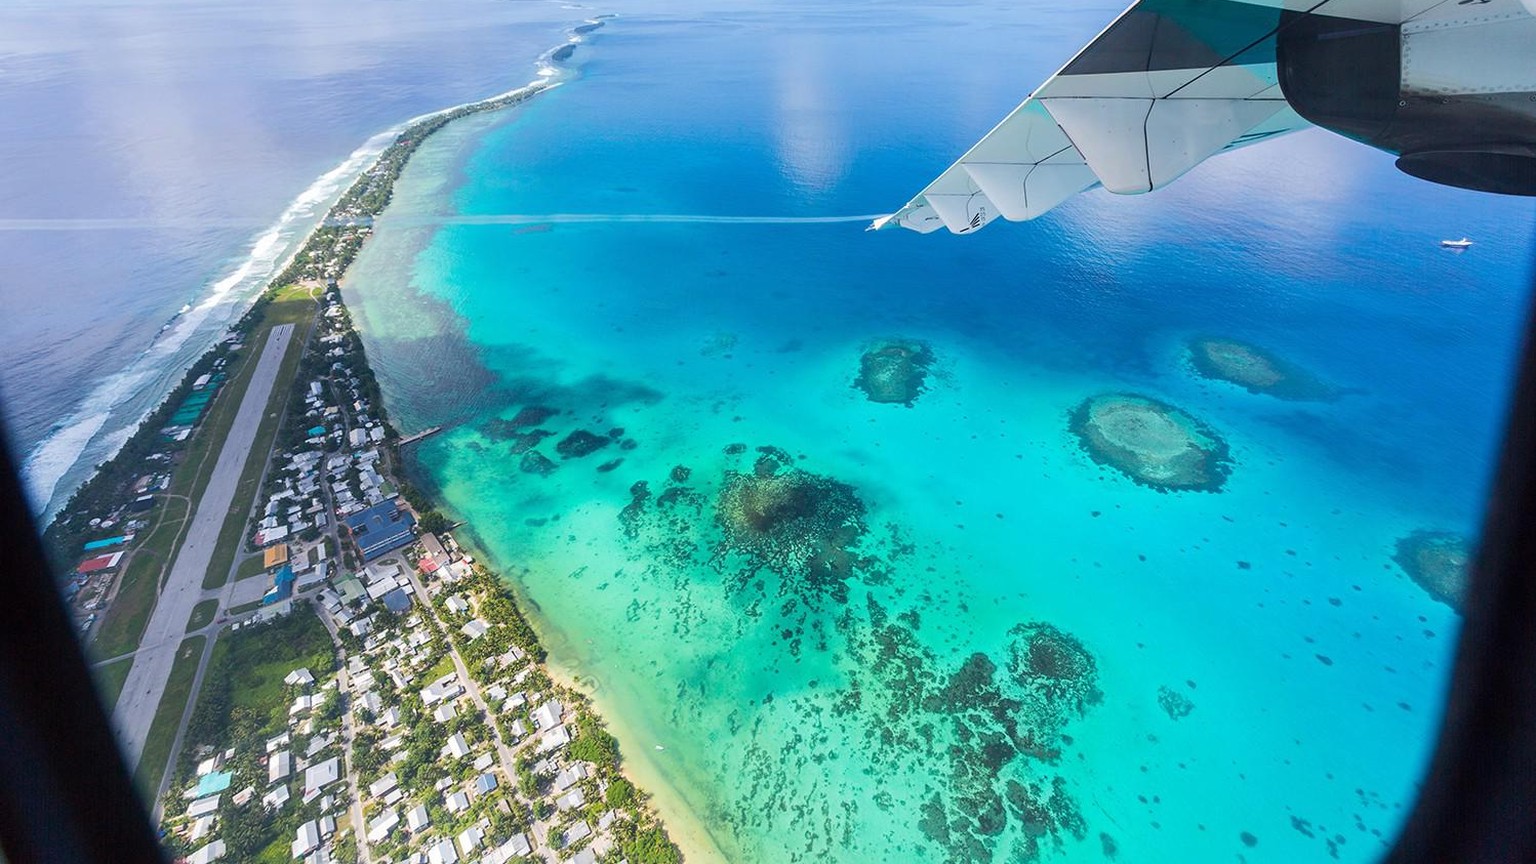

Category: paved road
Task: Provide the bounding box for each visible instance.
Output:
[112,323,295,767]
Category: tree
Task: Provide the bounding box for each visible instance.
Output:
[605,778,635,809]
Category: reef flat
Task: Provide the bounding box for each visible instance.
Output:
[1188,337,1334,400]
[1393,531,1471,613]
[854,339,935,406]
[1070,393,1232,492]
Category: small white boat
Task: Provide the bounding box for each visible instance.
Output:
[1440,237,1474,249]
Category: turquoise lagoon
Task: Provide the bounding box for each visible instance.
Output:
[343,4,1536,862]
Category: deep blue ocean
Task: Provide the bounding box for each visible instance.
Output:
[338,4,1536,862]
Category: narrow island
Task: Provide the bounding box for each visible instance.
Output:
[34,15,685,864]
[1393,530,1471,613]
[854,339,936,406]
[1187,337,1335,401]
[1069,393,1233,492]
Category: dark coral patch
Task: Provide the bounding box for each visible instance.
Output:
[1393,530,1471,613]
[1157,685,1195,720]
[1189,337,1335,401]
[714,460,866,599]
[1070,393,1231,492]
[556,429,611,459]
[519,451,556,476]
[854,339,936,406]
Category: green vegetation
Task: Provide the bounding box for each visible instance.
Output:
[91,495,191,659]
[93,656,134,711]
[605,777,635,809]
[234,553,268,583]
[184,607,335,749]
[187,599,218,632]
[136,635,206,799]
[568,713,620,767]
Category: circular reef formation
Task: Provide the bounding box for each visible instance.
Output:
[854,339,935,406]
[1070,393,1232,492]
[1393,530,1471,613]
[1188,337,1333,400]
[714,459,866,597]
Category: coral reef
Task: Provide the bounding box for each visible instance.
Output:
[714,459,866,600]
[1157,685,1195,720]
[1070,394,1232,492]
[1189,337,1334,400]
[556,429,611,458]
[854,339,935,406]
[1393,530,1471,613]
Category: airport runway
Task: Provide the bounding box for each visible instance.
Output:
[112,323,294,767]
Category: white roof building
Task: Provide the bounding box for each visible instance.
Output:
[187,796,220,819]
[366,808,400,844]
[406,803,431,831]
[461,619,490,641]
[427,838,459,864]
[457,824,484,856]
[263,784,291,810]
[445,790,470,814]
[563,821,592,846]
[187,839,226,864]
[269,750,293,783]
[537,724,571,753]
[368,772,398,800]
[284,668,315,687]
[292,820,320,859]
[531,698,564,730]
[556,788,586,811]
[302,757,340,800]
[443,732,471,759]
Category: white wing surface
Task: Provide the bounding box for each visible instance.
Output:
[874,0,1319,234]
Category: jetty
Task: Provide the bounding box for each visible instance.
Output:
[398,425,443,446]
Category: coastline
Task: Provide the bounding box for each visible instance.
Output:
[32,18,598,532]
[46,14,695,859]
[441,526,731,864]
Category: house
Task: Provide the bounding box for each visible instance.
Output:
[427,838,460,864]
[292,820,320,858]
[433,702,457,723]
[265,733,291,753]
[571,850,597,864]
[187,796,220,819]
[537,724,571,753]
[444,790,470,814]
[443,732,472,759]
[473,772,498,795]
[379,706,402,727]
[444,595,470,615]
[263,784,291,810]
[406,803,431,832]
[366,808,399,844]
[368,772,398,800]
[552,764,586,793]
[482,834,531,863]
[284,667,314,688]
[563,821,592,846]
[186,839,226,864]
[302,757,340,800]
[531,699,564,730]
[461,619,490,641]
[269,750,293,783]
[421,673,463,706]
[556,788,586,811]
[457,824,484,856]
[189,815,215,841]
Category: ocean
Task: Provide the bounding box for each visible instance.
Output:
[341,3,1535,862]
[0,0,581,520]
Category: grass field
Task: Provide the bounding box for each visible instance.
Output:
[91,495,190,660]
[187,599,218,632]
[204,285,318,591]
[234,553,268,584]
[135,635,206,799]
[93,656,134,712]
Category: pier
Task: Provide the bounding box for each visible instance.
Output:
[398,425,443,446]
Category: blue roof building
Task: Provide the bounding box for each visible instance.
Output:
[263,565,296,605]
[344,499,416,562]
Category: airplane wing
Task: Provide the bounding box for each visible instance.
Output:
[870,0,1330,235]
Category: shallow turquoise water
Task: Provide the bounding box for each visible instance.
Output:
[344,5,1535,862]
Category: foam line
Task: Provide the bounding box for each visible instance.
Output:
[0,213,890,231]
